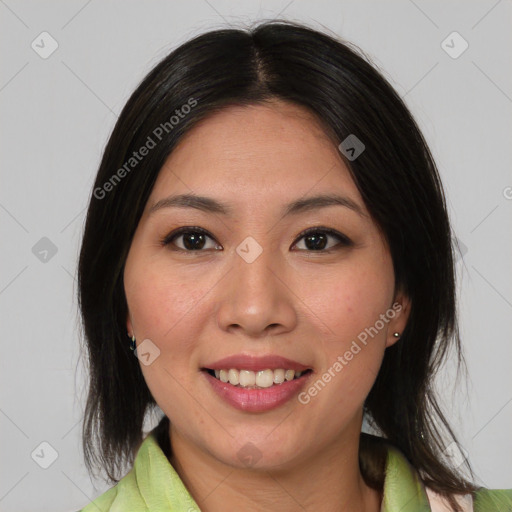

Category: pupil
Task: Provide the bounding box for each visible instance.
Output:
[306,233,327,250]
[184,233,205,250]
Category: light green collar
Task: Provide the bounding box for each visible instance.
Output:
[81,431,511,511]
[379,443,430,512]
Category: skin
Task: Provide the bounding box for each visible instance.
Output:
[124,100,411,512]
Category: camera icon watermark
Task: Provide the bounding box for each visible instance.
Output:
[31,32,59,59]
[31,441,59,469]
[236,236,263,263]
[32,237,58,263]
[237,442,262,467]
[135,338,161,366]
[338,134,365,161]
[441,31,469,59]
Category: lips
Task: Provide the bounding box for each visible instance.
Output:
[200,353,314,412]
[201,353,312,373]
[202,368,313,412]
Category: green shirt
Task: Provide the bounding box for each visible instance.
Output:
[80,432,512,511]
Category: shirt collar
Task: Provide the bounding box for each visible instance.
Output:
[127,431,432,512]
[378,440,431,511]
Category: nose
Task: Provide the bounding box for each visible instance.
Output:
[215,244,298,338]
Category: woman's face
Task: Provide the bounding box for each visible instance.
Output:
[124,100,410,470]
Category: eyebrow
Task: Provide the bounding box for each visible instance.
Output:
[148,193,367,219]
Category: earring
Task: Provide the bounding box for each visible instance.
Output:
[393,332,400,338]
[128,333,136,351]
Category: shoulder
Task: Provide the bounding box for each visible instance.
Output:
[425,487,512,512]
[426,487,512,512]
[78,468,150,511]
[77,438,148,511]
[472,487,512,511]
[422,476,512,512]
[78,458,151,511]
[362,433,512,512]
[77,429,199,511]
[79,485,118,511]
[425,487,473,512]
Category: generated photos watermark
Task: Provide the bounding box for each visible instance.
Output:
[93,97,198,200]
[298,302,402,404]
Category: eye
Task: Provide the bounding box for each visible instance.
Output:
[292,227,353,252]
[160,226,353,253]
[160,226,221,252]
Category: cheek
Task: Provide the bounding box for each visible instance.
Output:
[126,260,208,343]
[298,272,389,428]
[297,252,393,409]
[305,261,394,346]
[125,262,211,420]
[124,261,215,423]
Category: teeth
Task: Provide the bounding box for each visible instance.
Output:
[228,369,239,385]
[239,369,256,387]
[273,369,285,384]
[256,369,274,388]
[209,368,307,388]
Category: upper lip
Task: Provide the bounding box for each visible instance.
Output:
[202,354,312,372]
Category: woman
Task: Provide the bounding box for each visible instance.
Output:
[78,20,511,511]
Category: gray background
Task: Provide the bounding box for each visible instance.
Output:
[1,1,511,511]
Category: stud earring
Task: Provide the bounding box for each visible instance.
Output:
[393,332,400,338]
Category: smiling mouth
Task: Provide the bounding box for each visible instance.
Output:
[202,368,313,389]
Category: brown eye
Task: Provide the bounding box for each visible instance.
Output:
[161,227,221,252]
[292,228,353,252]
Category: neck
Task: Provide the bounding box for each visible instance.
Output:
[166,418,382,512]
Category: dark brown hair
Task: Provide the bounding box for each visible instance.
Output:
[78,19,479,511]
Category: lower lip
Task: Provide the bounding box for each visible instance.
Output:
[202,370,312,412]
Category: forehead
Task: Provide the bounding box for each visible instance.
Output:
[147,101,365,216]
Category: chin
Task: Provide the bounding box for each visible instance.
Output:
[206,434,301,472]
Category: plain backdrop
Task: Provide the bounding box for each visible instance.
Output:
[1,1,511,511]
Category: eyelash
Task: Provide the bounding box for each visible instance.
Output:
[160,226,353,253]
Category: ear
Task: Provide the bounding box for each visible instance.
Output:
[385,292,411,348]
